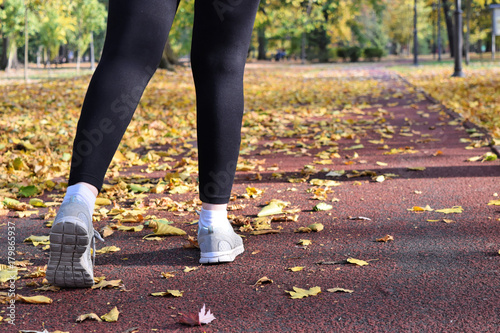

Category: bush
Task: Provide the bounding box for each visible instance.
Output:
[363,47,384,62]
[336,47,348,62]
[347,46,362,62]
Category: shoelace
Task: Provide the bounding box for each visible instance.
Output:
[91,229,105,268]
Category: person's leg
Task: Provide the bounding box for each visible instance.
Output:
[191,0,260,263]
[48,0,179,288]
[192,0,260,205]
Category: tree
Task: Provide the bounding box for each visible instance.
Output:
[0,0,25,70]
[37,0,76,66]
[68,0,106,72]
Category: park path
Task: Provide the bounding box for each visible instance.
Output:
[6,67,500,333]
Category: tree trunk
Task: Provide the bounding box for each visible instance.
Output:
[464,0,471,65]
[158,38,178,71]
[257,26,267,60]
[1,37,8,70]
[442,0,454,57]
[6,38,19,71]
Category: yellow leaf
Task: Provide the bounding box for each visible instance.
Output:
[24,235,50,246]
[297,239,311,246]
[150,290,183,297]
[407,205,433,212]
[286,286,321,299]
[257,200,287,217]
[117,225,144,232]
[435,206,463,214]
[95,198,112,206]
[91,279,124,290]
[288,266,304,272]
[307,223,324,232]
[96,246,121,254]
[143,224,186,238]
[16,210,39,218]
[17,295,53,304]
[29,198,46,207]
[327,287,354,293]
[161,271,176,279]
[376,235,394,242]
[487,200,500,206]
[76,313,102,322]
[101,306,120,322]
[407,167,426,171]
[183,266,198,273]
[376,161,388,166]
[346,258,369,266]
[0,268,19,283]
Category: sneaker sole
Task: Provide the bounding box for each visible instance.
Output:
[199,245,245,264]
[46,220,94,288]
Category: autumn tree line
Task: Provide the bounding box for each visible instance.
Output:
[1,0,499,71]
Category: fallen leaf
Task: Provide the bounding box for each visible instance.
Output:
[376,235,394,242]
[297,239,311,246]
[435,206,463,214]
[327,287,354,293]
[16,295,53,304]
[143,223,186,238]
[179,304,216,326]
[313,202,333,211]
[91,279,124,290]
[286,286,321,299]
[183,266,198,273]
[407,205,433,212]
[488,200,500,206]
[95,198,112,206]
[288,266,304,272]
[250,229,280,235]
[29,198,46,207]
[150,290,183,297]
[161,271,176,279]
[254,276,273,286]
[346,258,369,266]
[96,246,121,254]
[24,235,50,246]
[348,216,371,220]
[407,167,426,171]
[101,306,120,322]
[76,313,102,323]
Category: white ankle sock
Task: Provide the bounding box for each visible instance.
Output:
[63,184,97,217]
[199,208,231,229]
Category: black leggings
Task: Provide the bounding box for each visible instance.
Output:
[68,0,260,204]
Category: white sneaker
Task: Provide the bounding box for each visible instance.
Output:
[46,197,104,287]
[198,225,244,264]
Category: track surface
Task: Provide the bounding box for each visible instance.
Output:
[2,67,500,333]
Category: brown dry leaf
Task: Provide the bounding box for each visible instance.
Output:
[376,235,394,242]
[33,285,60,292]
[254,276,273,286]
[183,235,199,249]
[161,271,176,279]
[23,266,46,278]
[250,229,280,235]
[294,227,312,233]
[407,205,433,212]
[101,225,114,238]
[16,294,53,304]
[297,239,311,246]
[91,279,124,290]
[76,313,102,323]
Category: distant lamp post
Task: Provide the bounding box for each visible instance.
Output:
[413,0,418,66]
[452,0,464,77]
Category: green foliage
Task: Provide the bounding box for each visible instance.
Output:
[363,47,384,62]
[347,46,362,62]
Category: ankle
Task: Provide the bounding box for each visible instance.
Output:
[201,202,227,211]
